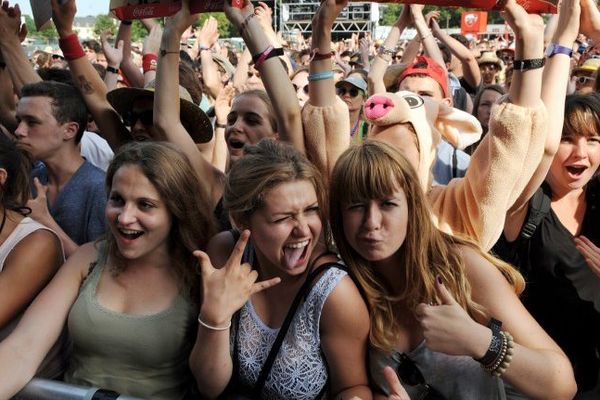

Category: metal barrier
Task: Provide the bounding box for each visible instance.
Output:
[14,379,145,400]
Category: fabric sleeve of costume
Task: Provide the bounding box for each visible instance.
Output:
[429,102,547,251]
[301,97,350,184]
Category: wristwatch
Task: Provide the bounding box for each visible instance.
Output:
[545,43,573,58]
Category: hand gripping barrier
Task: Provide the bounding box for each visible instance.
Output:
[14,379,145,400]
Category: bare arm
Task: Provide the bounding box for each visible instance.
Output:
[197,16,223,100]
[431,16,481,89]
[368,6,410,96]
[101,32,124,91]
[118,21,144,88]
[321,277,372,399]
[0,229,62,329]
[461,247,576,399]
[411,5,446,73]
[0,60,17,132]
[51,0,129,151]
[504,0,580,241]
[226,0,302,150]
[154,0,224,208]
[0,243,94,398]
[0,3,41,96]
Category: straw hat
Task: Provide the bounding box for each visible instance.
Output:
[574,58,600,74]
[478,51,503,69]
[107,81,212,143]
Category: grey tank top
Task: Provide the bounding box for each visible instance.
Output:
[370,342,528,400]
[64,248,197,399]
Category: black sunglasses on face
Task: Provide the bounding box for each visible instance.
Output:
[292,83,309,95]
[396,353,447,400]
[123,110,153,127]
[336,86,362,98]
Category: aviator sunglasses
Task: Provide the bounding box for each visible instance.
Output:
[396,353,447,400]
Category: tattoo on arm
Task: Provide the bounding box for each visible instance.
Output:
[77,75,94,95]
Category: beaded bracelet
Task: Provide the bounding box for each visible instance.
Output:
[240,13,256,32]
[307,71,334,81]
[198,316,231,331]
[492,331,514,377]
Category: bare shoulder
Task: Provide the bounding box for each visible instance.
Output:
[321,274,370,334]
[206,231,236,269]
[62,242,101,281]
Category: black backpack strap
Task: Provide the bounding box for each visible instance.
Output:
[252,262,346,398]
[520,187,551,240]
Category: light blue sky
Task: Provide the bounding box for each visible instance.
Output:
[15,1,111,17]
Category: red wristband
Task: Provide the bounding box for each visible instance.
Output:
[143,53,158,73]
[58,33,85,61]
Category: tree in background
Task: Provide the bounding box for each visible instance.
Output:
[196,13,234,38]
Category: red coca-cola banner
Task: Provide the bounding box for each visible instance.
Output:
[110,0,244,20]
[367,0,557,14]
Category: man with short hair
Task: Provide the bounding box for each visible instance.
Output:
[15,81,106,257]
[398,55,471,184]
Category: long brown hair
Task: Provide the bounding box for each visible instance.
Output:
[104,142,216,299]
[330,140,524,351]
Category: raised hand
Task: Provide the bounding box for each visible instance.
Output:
[143,24,162,56]
[215,83,235,124]
[575,235,600,279]
[224,0,254,29]
[50,0,76,37]
[101,31,124,68]
[164,0,198,37]
[197,16,220,49]
[254,1,273,31]
[552,0,580,45]
[313,0,349,29]
[415,277,491,358]
[195,230,281,326]
[424,10,440,28]
[580,0,600,42]
[500,0,544,42]
[0,2,26,44]
[26,177,52,226]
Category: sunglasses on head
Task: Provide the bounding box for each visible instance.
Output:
[396,353,447,400]
[123,109,153,127]
[336,86,362,98]
[292,83,309,95]
[576,76,595,85]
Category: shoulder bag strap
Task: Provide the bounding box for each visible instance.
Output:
[252,262,344,398]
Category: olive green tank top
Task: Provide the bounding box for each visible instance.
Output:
[64,249,198,399]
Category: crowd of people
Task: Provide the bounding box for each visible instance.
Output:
[0,0,598,398]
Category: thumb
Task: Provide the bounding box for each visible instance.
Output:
[435,276,456,305]
[383,366,410,400]
[193,250,215,278]
[33,177,48,195]
[117,39,124,50]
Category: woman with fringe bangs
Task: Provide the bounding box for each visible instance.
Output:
[329,140,576,400]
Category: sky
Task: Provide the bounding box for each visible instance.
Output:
[14,1,111,17]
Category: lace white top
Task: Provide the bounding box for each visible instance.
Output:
[231,267,347,400]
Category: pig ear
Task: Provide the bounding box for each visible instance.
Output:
[433,101,482,150]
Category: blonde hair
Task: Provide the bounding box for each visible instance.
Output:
[224,139,328,234]
[329,140,524,351]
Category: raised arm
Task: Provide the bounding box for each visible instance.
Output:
[410,5,446,74]
[504,0,580,241]
[431,0,548,251]
[368,6,410,96]
[100,31,124,91]
[196,16,223,100]
[0,54,17,132]
[51,0,129,151]
[0,3,41,96]
[154,0,224,208]
[117,20,144,89]
[430,13,482,90]
[301,0,351,180]
[225,0,302,149]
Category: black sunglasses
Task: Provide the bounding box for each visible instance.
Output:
[123,110,153,127]
[336,86,362,98]
[396,353,447,400]
[292,83,309,95]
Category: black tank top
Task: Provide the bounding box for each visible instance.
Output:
[494,179,600,391]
